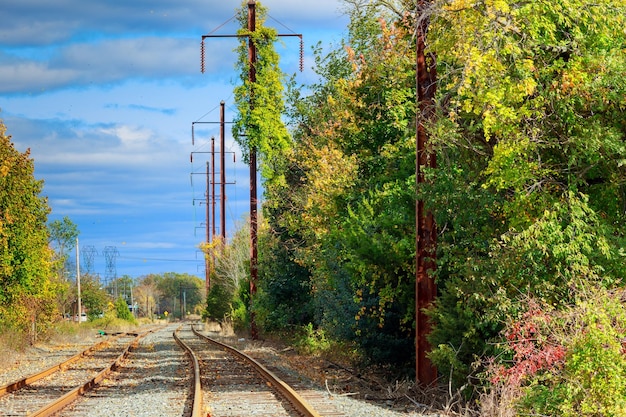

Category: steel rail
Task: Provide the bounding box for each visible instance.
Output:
[28,328,155,417]
[191,324,322,417]
[173,326,204,417]
[0,333,125,397]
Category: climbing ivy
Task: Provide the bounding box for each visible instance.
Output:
[233,1,291,187]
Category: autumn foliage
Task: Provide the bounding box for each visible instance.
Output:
[0,120,56,341]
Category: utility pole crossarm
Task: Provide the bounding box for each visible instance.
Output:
[201,34,303,73]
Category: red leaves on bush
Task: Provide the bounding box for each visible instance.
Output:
[492,302,566,387]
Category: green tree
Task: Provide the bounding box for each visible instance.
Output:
[0,120,56,338]
[114,296,134,322]
[78,274,110,319]
[47,216,79,280]
[204,283,231,322]
[261,1,420,367]
[154,272,204,319]
[47,216,79,318]
[424,0,626,388]
[107,275,135,305]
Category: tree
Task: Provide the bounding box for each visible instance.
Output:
[47,216,79,280]
[107,275,134,305]
[201,222,251,326]
[47,216,79,318]
[260,1,420,366]
[424,0,626,387]
[78,274,109,319]
[134,278,160,320]
[114,297,134,322]
[153,272,204,319]
[0,119,56,337]
[204,283,231,323]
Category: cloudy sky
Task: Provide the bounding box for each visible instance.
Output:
[0,0,349,282]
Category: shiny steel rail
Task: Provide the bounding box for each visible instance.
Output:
[0,334,124,397]
[0,329,155,417]
[30,329,154,417]
[190,324,322,417]
[173,325,203,417]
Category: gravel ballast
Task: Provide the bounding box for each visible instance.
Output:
[1,323,441,417]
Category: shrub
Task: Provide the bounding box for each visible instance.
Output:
[486,288,626,416]
[230,297,248,331]
[203,283,230,322]
[294,323,331,355]
[114,297,135,323]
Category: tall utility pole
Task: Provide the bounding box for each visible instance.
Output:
[415,1,438,385]
[247,0,260,340]
[75,238,82,324]
[205,160,211,292]
[211,136,217,239]
[191,148,214,293]
[201,0,302,340]
[220,100,227,241]
[191,129,236,293]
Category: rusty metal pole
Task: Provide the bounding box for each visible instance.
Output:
[205,161,211,292]
[220,100,227,242]
[416,0,437,386]
[248,0,259,340]
[211,136,216,239]
[200,1,300,340]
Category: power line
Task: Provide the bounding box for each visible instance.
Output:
[117,255,202,263]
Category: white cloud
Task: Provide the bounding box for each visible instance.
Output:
[0,0,350,277]
[0,37,236,94]
[0,0,347,47]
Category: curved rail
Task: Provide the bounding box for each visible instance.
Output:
[191,324,322,417]
[27,329,155,417]
[0,334,125,397]
[173,326,203,417]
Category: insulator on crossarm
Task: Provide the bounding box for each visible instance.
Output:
[200,40,206,73]
[299,36,304,72]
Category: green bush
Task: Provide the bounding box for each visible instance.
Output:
[488,288,626,416]
[203,283,231,322]
[522,290,626,416]
[229,298,247,331]
[114,297,135,323]
[294,323,331,355]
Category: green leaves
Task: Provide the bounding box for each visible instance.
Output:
[0,120,54,332]
[233,1,291,186]
[242,0,626,386]
[425,0,626,390]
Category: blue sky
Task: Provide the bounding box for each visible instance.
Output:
[0,0,349,282]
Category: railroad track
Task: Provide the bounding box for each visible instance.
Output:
[175,324,347,417]
[58,324,191,417]
[0,330,154,417]
[1,324,351,416]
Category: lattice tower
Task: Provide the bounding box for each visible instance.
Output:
[103,246,119,289]
[81,245,97,275]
